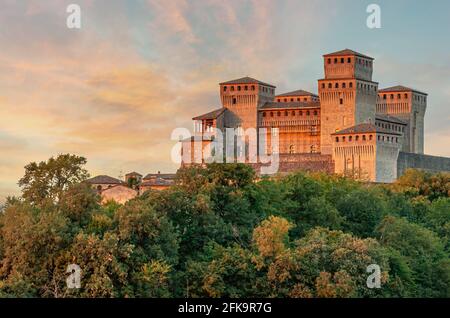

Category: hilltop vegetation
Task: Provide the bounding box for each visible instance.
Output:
[0,155,448,297]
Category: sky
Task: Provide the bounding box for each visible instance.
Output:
[1,0,450,201]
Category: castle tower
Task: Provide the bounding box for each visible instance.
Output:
[376,86,427,154]
[319,49,379,154]
[219,77,275,132]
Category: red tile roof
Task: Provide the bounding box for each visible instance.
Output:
[193,108,225,120]
[332,123,401,136]
[86,175,124,185]
[324,49,374,60]
[375,113,407,125]
[276,89,318,97]
[219,76,276,88]
[378,85,427,95]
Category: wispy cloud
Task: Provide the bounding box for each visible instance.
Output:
[0,0,449,201]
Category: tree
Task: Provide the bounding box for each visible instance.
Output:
[18,154,89,205]
[335,189,386,237]
[252,216,292,259]
[392,169,450,201]
[377,216,450,297]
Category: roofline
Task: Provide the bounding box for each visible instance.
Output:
[375,115,408,125]
[378,87,428,96]
[219,81,276,88]
[331,129,402,136]
[318,78,379,84]
[323,49,374,60]
[275,93,319,98]
[87,181,125,185]
[192,108,225,120]
[100,184,138,192]
[259,105,320,111]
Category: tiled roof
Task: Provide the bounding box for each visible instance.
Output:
[378,85,427,95]
[125,171,142,177]
[86,175,123,185]
[100,184,137,193]
[332,123,401,136]
[141,178,174,186]
[324,49,374,60]
[375,113,407,125]
[143,173,176,180]
[193,108,225,120]
[219,76,276,88]
[260,101,320,110]
[276,89,318,97]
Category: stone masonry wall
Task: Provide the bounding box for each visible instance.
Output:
[397,152,450,176]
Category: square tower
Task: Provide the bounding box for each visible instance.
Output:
[319,49,378,154]
[219,77,275,132]
[376,86,427,154]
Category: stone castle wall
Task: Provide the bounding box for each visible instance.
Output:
[397,152,450,176]
[250,153,334,175]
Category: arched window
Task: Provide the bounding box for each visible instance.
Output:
[349,82,353,88]
[270,112,274,117]
[356,135,359,141]
[335,83,339,88]
[342,83,346,88]
[369,135,373,141]
[322,83,325,89]
[362,135,366,141]
[277,98,281,102]
[244,85,248,91]
[299,111,303,116]
[383,94,386,100]
[304,98,307,101]
[397,93,401,99]
[262,112,266,117]
[343,136,346,142]
[348,57,351,63]
[285,111,288,116]
[251,85,255,90]
[289,145,295,154]
[314,110,318,116]
[306,110,310,116]
[292,111,296,116]
[341,58,344,63]
[277,111,281,116]
[349,136,352,141]
[327,58,331,64]
[334,58,338,63]
[284,98,287,102]
[335,137,339,142]
[232,98,237,104]
[290,98,294,102]
[223,86,227,91]
[328,83,332,88]
[238,86,241,91]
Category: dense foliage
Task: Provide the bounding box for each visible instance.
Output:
[0,155,449,297]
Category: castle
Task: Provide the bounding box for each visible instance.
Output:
[181,49,450,182]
